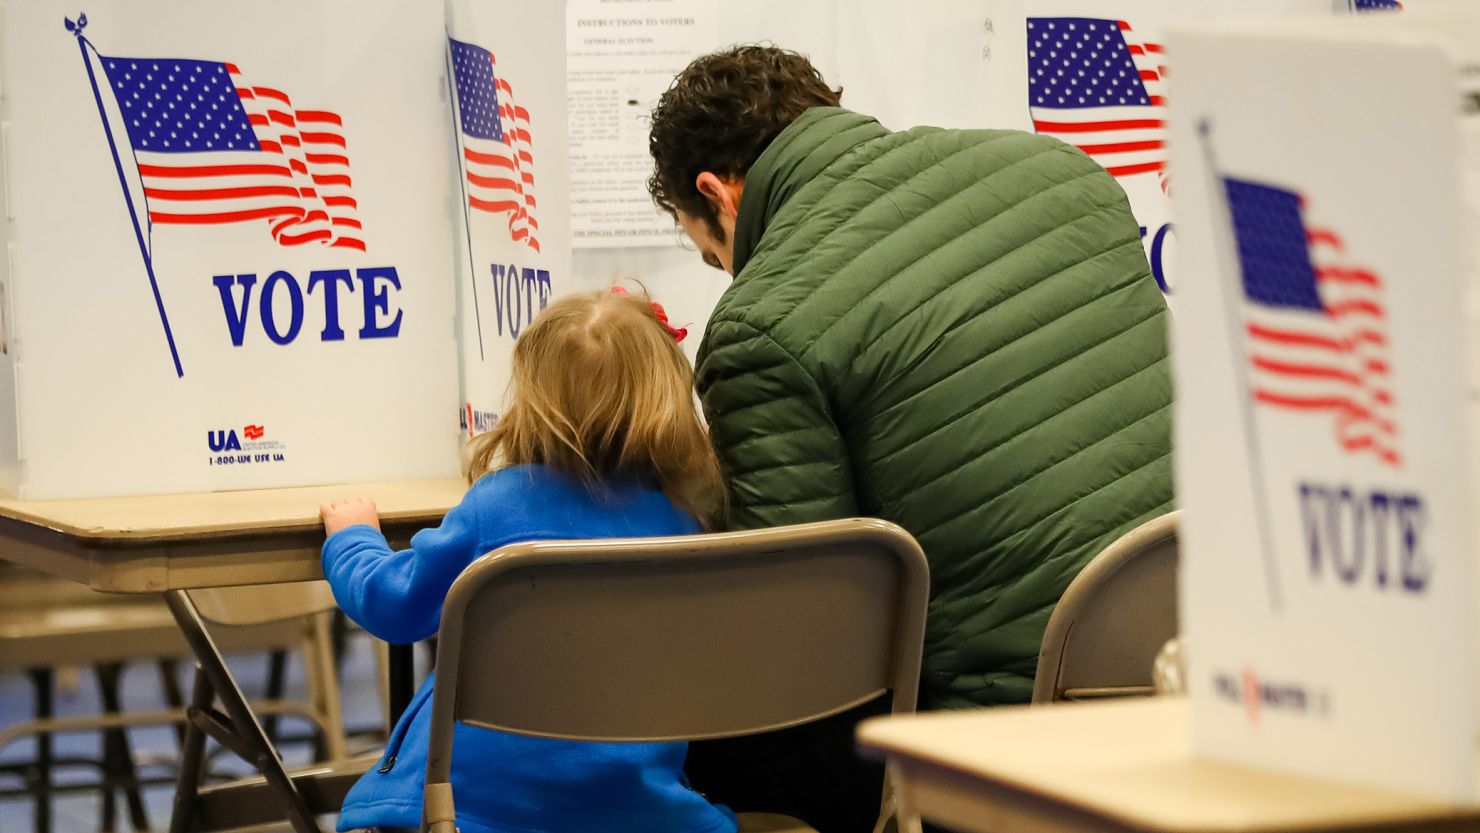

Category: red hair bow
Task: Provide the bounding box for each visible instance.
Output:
[611,286,688,343]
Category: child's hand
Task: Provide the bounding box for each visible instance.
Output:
[320,497,381,536]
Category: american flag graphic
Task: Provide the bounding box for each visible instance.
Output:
[449,38,539,252]
[98,54,363,251]
[1225,177,1399,467]
[1027,17,1167,188]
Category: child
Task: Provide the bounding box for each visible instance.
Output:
[319,289,736,833]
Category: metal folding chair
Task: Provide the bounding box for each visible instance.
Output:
[1031,511,1180,704]
[422,518,930,833]
[0,572,348,833]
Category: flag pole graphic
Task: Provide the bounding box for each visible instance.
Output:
[67,14,184,378]
[445,38,486,361]
[1197,117,1282,613]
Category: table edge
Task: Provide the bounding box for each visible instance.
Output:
[0,505,448,549]
[857,727,1480,833]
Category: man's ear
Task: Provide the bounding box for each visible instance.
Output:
[695,172,742,220]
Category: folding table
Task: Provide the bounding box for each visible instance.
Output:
[857,697,1480,833]
[0,477,466,833]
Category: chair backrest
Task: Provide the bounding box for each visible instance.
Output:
[187,580,338,626]
[1031,511,1179,704]
[424,518,929,784]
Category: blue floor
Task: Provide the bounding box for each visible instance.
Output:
[0,626,399,832]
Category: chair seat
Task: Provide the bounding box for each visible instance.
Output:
[737,812,819,833]
[0,599,307,668]
[188,753,383,832]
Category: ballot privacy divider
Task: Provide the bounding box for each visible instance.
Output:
[0,0,572,499]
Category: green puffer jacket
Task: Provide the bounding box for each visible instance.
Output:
[694,108,1174,709]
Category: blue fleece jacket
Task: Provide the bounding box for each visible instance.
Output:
[321,464,738,833]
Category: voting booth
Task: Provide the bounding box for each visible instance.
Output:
[1168,9,1480,801]
[0,1,467,499]
[446,0,573,439]
[977,0,1334,302]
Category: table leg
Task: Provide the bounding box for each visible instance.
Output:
[387,644,415,726]
[27,667,52,833]
[157,659,187,746]
[163,590,320,833]
[261,649,288,746]
[168,666,211,833]
[96,662,150,832]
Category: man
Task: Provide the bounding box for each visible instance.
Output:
[648,46,1173,830]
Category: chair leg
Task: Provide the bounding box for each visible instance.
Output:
[387,643,415,728]
[261,649,289,747]
[158,658,188,746]
[164,590,321,833]
[303,611,347,763]
[371,638,390,737]
[26,667,53,833]
[96,662,151,832]
[168,666,212,833]
[885,764,923,833]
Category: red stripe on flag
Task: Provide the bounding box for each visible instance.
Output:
[466,147,515,168]
[295,110,342,126]
[1103,160,1165,177]
[1075,139,1164,155]
[1033,118,1165,133]
[468,172,520,190]
[1325,300,1385,318]
[1316,267,1381,287]
[1247,324,1344,352]
[278,229,333,246]
[137,163,290,179]
[301,132,346,148]
[1251,356,1362,385]
[1307,229,1345,247]
[1253,391,1373,415]
[470,196,521,213]
[151,206,301,224]
[143,185,300,201]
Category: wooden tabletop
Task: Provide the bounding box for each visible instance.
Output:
[857,698,1480,833]
[0,478,468,591]
[0,478,467,546]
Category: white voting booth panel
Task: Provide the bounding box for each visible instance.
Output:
[978,0,1333,303]
[0,1,462,499]
[1169,12,1480,802]
[446,0,572,439]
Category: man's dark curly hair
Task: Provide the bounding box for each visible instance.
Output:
[647,45,841,236]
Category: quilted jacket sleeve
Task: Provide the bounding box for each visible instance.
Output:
[697,318,858,530]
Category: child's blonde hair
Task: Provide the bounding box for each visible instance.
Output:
[466,289,725,528]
